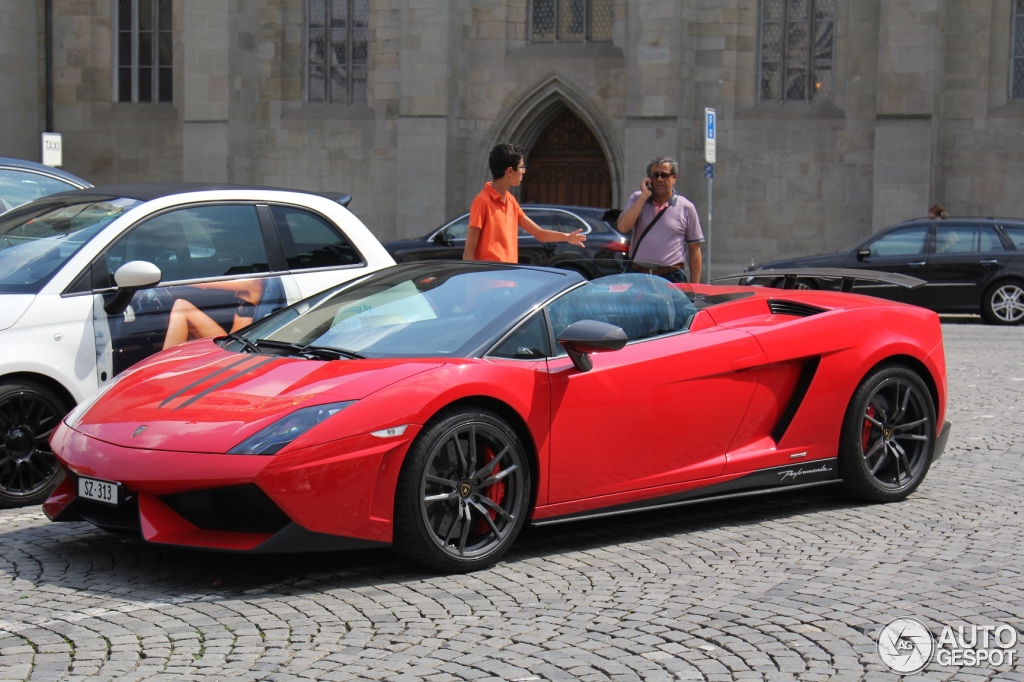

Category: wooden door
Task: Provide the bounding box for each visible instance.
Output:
[520,110,612,208]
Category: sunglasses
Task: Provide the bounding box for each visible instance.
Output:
[649,171,675,180]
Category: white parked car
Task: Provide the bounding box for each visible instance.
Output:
[0,183,395,506]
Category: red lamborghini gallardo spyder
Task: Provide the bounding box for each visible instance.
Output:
[46,261,950,572]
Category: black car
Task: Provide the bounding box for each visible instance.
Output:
[0,156,91,213]
[746,217,1024,324]
[383,204,628,279]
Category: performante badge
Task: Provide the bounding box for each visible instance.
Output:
[132,425,148,438]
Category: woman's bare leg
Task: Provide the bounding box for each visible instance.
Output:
[163,299,225,350]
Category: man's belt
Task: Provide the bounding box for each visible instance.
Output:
[631,262,684,276]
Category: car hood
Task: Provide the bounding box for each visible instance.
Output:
[72,342,443,452]
[0,295,34,331]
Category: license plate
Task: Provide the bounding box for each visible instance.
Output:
[78,476,120,506]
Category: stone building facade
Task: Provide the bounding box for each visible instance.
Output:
[3,0,1023,273]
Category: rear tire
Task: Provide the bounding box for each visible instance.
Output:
[393,407,530,573]
[0,381,69,508]
[838,365,935,503]
[981,280,1024,325]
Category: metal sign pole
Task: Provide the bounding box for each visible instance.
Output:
[706,171,712,284]
[704,108,716,284]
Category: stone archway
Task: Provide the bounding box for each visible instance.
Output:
[519,109,612,208]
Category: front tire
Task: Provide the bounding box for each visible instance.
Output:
[0,381,70,508]
[981,280,1024,325]
[394,407,531,573]
[838,365,936,503]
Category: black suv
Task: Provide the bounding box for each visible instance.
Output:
[383,204,628,279]
[747,217,1024,325]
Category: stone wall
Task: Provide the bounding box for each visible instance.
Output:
[0,2,41,160]
[3,0,1024,266]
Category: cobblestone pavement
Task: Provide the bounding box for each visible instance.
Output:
[1,322,1022,682]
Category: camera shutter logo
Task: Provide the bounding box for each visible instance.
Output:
[878,617,934,674]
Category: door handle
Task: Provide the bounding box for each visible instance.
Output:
[979,259,999,265]
[908,261,926,267]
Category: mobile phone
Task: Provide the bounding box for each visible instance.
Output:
[645,181,652,191]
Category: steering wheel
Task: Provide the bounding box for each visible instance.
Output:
[131,287,175,314]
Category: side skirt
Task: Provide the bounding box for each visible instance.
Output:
[532,458,840,527]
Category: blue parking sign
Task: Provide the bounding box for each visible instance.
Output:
[704,108,716,164]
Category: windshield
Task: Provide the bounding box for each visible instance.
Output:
[0,169,84,212]
[240,263,569,358]
[0,197,141,293]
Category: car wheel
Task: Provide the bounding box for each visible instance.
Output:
[0,381,69,508]
[394,407,531,573]
[838,365,935,503]
[981,280,1024,325]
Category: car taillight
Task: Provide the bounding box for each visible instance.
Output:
[601,241,630,253]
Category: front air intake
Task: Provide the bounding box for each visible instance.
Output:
[768,299,827,318]
[161,484,290,533]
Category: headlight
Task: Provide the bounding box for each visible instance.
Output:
[228,401,355,455]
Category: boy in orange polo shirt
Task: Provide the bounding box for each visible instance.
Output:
[463,143,586,262]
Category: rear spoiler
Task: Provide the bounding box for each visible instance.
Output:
[715,268,925,292]
[316,192,353,207]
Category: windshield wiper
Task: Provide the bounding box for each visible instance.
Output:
[301,344,365,360]
[255,339,364,360]
[224,332,261,354]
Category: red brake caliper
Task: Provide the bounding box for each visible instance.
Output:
[862,405,875,451]
[474,445,506,534]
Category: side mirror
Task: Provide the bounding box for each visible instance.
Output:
[103,261,163,315]
[557,320,627,372]
[432,231,453,246]
[857,248,871,261]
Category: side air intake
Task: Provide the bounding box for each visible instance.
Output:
[771,358,820,443]
[768,300,827,318]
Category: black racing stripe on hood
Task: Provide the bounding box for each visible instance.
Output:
[172,356,278,411]
[158,356,257,408]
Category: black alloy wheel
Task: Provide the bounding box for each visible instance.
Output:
[0,381,69,508]
[394,407,530,573]
[982,280,1024,325]
[838,365,935,503]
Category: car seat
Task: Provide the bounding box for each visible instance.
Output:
[549,275,686,344]
[252,277,286,321]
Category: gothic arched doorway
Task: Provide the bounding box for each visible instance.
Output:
[519,109,612,208]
